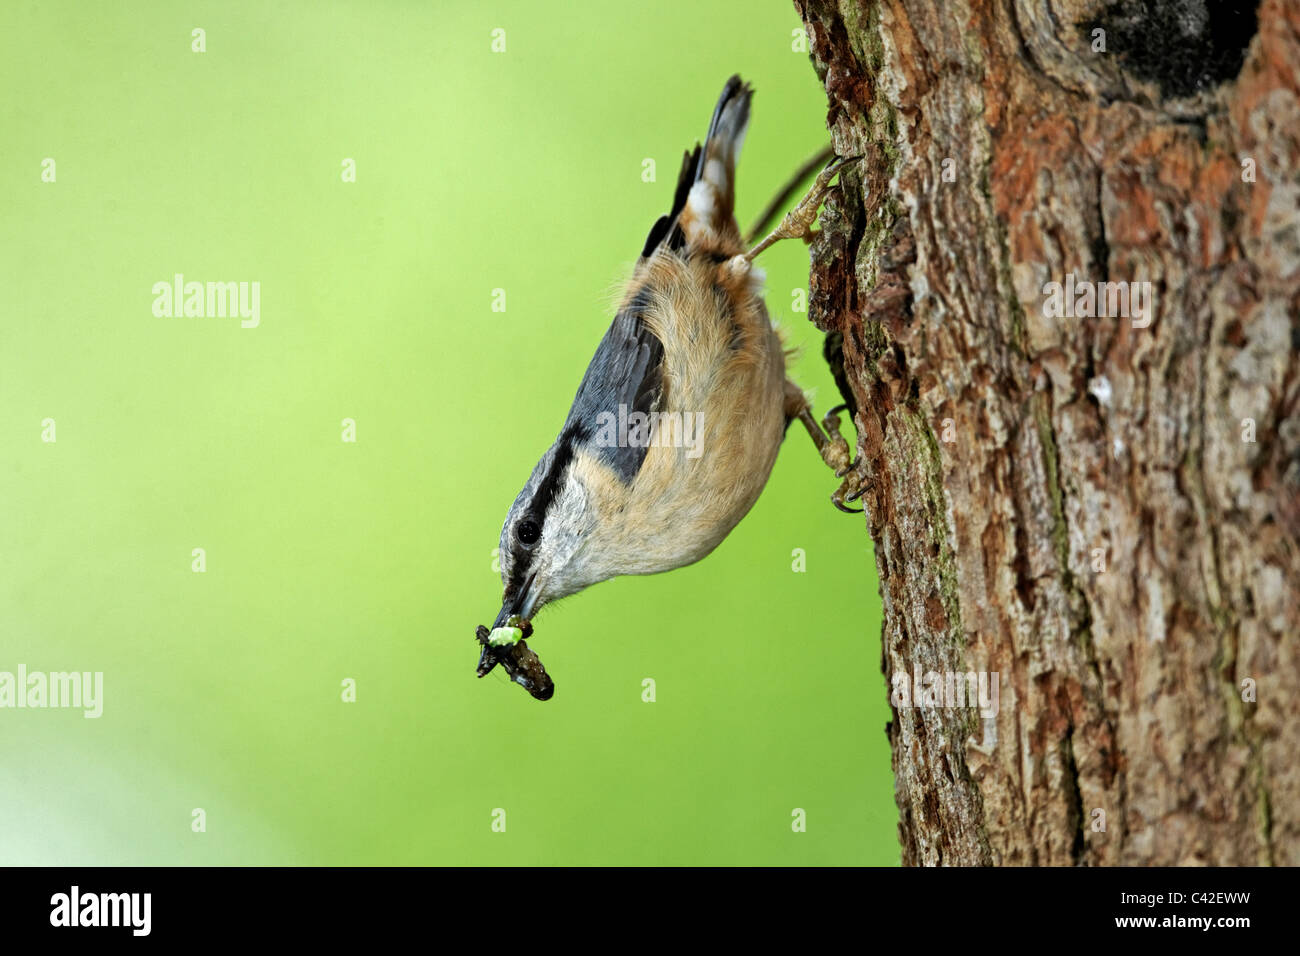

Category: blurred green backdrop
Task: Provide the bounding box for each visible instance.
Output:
[0,0,894,864]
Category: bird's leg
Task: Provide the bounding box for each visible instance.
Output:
[742,143,834,245]
[788,397,851,475]
[784,384,866,514]
[744,155,856,262]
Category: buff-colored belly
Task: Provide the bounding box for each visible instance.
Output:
[621,317,786,573]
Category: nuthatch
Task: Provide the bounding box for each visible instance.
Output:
[479,76,863,697]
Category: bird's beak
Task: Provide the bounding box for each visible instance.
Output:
[491,573,538,630]
[479,575,539,677]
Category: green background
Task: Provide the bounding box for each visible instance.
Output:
[0,1,894,865]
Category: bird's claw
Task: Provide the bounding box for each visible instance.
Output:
[831,462,867,514]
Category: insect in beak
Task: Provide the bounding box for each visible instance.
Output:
[474,618,554,702]
[476,575,552,699]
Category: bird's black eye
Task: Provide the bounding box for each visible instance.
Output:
[516,519,541,546]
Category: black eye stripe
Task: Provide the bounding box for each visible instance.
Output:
[531,422,586,522]
[504,421,588,598]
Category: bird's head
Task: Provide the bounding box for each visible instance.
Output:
[492,425,614,631]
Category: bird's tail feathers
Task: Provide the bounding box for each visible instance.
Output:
[684,75,752,241]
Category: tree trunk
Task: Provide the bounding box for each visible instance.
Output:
[794,0,1300,865]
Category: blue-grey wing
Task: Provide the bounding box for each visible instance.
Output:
[563,286,663,483]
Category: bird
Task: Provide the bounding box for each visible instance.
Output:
[478,75,861,698]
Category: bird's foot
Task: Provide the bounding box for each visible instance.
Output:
[785,388,865,515]
[830,455,869,514]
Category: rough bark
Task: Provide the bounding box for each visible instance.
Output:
[794,0,1299,865]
